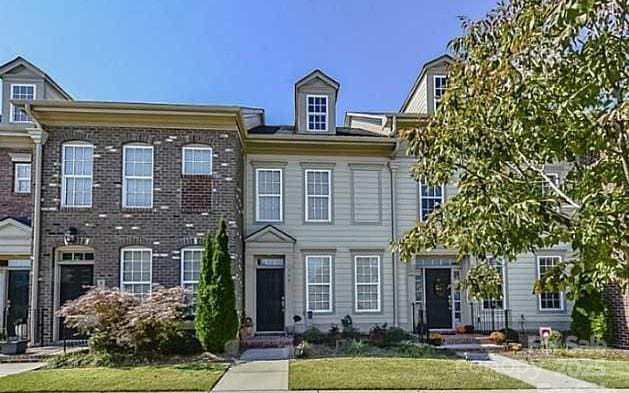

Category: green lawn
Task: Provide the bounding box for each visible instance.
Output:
[532,359,629,388]
[0,363,228,392]
[289,357,532,390]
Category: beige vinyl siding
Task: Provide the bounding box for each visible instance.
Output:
[403,76,427,114]
[352,167,382,223]
[245,153,393,331]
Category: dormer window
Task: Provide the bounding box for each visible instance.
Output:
[306,95,328,132]
[10,84,35,123]
[433,76,448,111]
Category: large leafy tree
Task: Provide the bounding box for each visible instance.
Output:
[395,0,628,299]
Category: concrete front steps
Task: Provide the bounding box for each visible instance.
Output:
[240,335,294,360]
[439,333,506,352]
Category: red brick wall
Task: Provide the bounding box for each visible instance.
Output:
[0,148,32,220]
[606,284,629,349]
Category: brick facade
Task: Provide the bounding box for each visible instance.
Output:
[606,284,629,349]
[0,147,32,220]
[37,126,243,343]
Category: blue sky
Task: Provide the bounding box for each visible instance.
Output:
[0,0,496,124]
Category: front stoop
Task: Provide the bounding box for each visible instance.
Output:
[242,335,293,349]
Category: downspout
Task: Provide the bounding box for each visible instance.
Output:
[388,115,400,327]
[25,103,47,345]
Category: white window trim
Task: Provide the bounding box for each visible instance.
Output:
[540,173,560,194]
[433,75,447,112]
[305,255,333,313]
[120,247,152,296]
[306,94,329,132]
[354,255,381,313]
[182,145,213,175]
[482,258,506,310]
[181,247,203,289]
[122,144,154,208]
[255,168,283,222]
[14,163,31,194]
[61,143,94,208]
[419,181,444,222]
[305,169,332,222]
[537,255,564,311]
[9,83,36,123]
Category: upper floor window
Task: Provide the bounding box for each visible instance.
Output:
[537,256,563,311]
[14,163,31,193]
[433,76,448,111]
[354,255,381,312]
[181,247,202,304]
[256,168,282,222]
[419,181,444,222]
[120,247,152,297]
[539,173,560,195]
[306,255,332,313]
[123,145,153,208]
[62,143,93,207]
[182,146,212,175]
[10,84,35,123]
[305,169,331,222]
[306,95,328,132]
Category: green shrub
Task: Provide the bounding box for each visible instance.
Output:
[392,341,449,358]
[571,291,615,343]
[158,328,203,355]
[343,339,370,356]
[195,219,239,353]
[499,328,520,343]
[295,341,313,358]
[302,327,324,344]
[384,327,409,345]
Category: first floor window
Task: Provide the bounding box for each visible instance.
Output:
[354,256,380,312]
[305,169,331,222]
[482,258,505,309]
[121,248,152,296]
[306,255,332,312]
[10,84,35,123]
[14,163,31,193]
[62,143,93,207]
[256,168,282,221]
[181,248,202,302]
[419,181,443,222]
[182,146,212,175]
[538,256,563,310]
[123,145,153,208]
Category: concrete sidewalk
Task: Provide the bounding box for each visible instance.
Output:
[0,362,45,378]
[212,360,288,392]
[470,352,601,390]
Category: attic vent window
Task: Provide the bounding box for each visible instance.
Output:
[307,95,328,132]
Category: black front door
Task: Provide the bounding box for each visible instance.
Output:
[59,265,93,340]
[425,269,452,329]
[256,268,285,332]
[7,270,29,338]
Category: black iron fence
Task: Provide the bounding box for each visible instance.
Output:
[2,306,47,345]
[470,302,511,334]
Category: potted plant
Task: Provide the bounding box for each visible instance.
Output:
[239,316,254,341]
[429,332,443,346]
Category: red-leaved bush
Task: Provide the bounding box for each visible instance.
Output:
[57,285,188,354]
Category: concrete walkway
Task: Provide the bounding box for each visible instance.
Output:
[212,360,288,392]
[470,352,601,390]
[0,362,45,378]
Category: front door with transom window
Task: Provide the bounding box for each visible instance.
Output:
[425,268,452,329]
[59,265,94,340]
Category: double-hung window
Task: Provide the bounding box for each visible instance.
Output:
[14,163,31,193]
[419,180,444,222]
[181,248,202,303]
[306,95,328,132]
[62,143,93,207]
[10,84,35,123]
[306,255,332,313]
[538,256,563,311]
[354,256,381,312]
[123,145,153,208]
[482,258,505,309]
[433,76,447,111]
[305,169,331,222]
[256,169,282,222]
[540,173,560,195]
[120,248,152,297]
[182,146,212,175]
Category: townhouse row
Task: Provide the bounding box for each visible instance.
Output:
[0,55,601,347]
